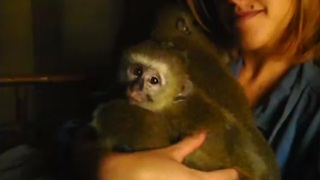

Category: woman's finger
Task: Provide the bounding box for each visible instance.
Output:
[165,131,207,162]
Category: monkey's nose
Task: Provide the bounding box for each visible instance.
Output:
[138,79,144,90]
[130,78,144,91]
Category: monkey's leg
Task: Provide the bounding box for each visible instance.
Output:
[92,100,174,152]
[181,104,267,179]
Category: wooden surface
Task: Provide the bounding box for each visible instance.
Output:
[0,75,89,85]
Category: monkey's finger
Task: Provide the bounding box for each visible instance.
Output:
[166,131,207,162]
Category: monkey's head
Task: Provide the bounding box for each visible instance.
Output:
[119,40,193,112]
[151,3,212,49]
[150,3,231,65]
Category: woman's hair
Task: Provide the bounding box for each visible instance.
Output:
[186,0,320,62]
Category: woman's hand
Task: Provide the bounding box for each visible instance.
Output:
[98,132,240,180]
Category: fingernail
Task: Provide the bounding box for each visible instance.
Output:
[192,130,207,139]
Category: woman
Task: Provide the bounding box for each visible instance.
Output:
[99,0,320,179]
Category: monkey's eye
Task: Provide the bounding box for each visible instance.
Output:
[150,77,159,85]
[133,67,143,77]
[176,18,191,35]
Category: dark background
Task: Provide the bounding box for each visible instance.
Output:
[0,0,173,166]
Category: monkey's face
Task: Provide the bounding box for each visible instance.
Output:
[125,63,167,111]
[151,4,209,47]
[153,10,195,41]
[119,40,194,112]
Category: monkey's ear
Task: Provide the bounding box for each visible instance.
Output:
[175,78,193,101]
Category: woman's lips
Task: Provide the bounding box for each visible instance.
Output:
[235,10,264,23]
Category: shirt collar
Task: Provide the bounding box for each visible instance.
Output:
[229,58,299,94]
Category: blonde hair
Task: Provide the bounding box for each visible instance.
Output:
[186,0,320,63]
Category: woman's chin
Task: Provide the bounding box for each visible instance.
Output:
[238,39,267,54]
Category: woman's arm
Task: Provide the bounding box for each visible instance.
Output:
[98,132,240,180]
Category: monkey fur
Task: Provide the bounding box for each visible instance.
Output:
[90,3,281,180]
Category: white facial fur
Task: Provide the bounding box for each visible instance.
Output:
[129,53,168,85]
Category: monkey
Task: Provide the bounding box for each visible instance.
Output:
[91,39,281,180]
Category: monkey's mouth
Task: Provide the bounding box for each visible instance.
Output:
[128,97,142,104]
[127,91,144,104]
[127,91,153,105]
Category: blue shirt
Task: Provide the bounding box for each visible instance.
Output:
[229,59,320,180]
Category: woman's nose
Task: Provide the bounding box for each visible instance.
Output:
[228,0,247,5]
